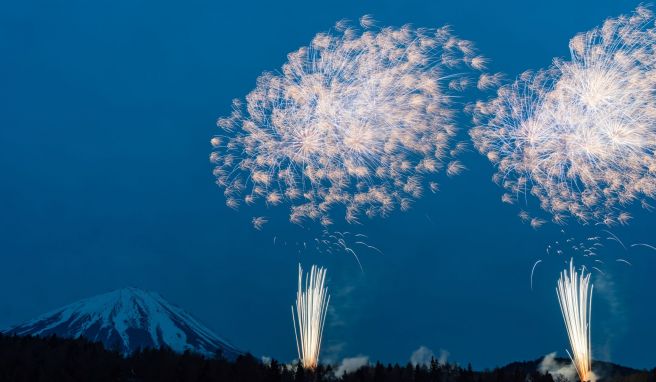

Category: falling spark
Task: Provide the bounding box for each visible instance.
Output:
[338,239,363,271]
[591,267,605,276]
[311,230,380,270]
[291,264,330,370]
[631,243,656,252]
[355,241,384,256]
[616,259,632,266]
[556,259,595,382]
[530,259,542,291]
[603,230,626,250]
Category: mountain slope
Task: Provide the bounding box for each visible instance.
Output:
[3,287,241,359]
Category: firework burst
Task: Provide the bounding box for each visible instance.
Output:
[212,16,488,226]
[556,259,595,382]
[471,7,656,226]
[292,264,330,369]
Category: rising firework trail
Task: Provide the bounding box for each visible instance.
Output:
[556,259,595,382]
[291,264,330,369]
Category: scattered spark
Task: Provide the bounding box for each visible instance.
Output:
[252,216,268,230]
[212,17,486,227]
[471,6,656,226]
[530,217,546,229]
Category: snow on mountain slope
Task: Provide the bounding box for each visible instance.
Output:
[3,287,242,359]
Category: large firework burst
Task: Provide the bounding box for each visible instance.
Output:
[471,7,656,226]
[212,16,488,227]
[556,259,595,382]
[291,264,330,370]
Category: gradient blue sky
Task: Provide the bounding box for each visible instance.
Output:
[1,0,655,370]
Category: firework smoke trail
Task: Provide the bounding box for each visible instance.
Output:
[471,6,656,226]
[212,16,490,227]
[291,264,330,369]
[556,259,595,382]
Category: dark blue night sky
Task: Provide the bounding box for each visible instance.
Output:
[1,0,654,370]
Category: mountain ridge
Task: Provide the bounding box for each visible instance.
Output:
[2,287,241,359]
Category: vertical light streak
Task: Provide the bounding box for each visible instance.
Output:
[556,259,594,382]
[292,264,330,369]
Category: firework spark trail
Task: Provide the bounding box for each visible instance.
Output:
[631,243,656,252]
[292,264,330,369]
[212,16,490,227]
[556,259,595,382]
[603,230,626,250]
[534,229,635,286]
[354,241,384,255]
[471,6,656,226]
[530,259,542,290]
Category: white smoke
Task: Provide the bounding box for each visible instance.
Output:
[410,346,434,366]
[538,352,597,382]
[595,273,626,361]
[410,346,449,366]
[438,349,450,365]
[334,355,369,377]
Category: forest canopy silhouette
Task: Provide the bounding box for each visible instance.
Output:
[0,334,652,382]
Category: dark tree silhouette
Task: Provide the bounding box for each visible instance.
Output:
[0,334,651,382]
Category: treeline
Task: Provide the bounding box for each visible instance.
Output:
[0,334,653,382]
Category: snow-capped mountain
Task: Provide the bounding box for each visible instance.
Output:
[3,287,242,359]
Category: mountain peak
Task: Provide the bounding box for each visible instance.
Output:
[3,287,241,359]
